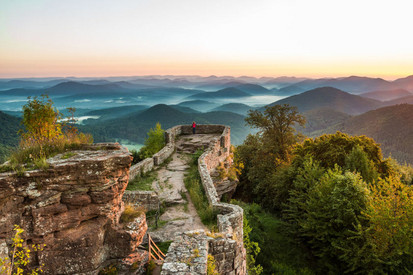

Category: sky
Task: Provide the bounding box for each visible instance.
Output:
[1,0,412,79]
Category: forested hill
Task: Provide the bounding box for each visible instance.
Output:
[80,104,250,145]
[0,111,20,162]
[0,111,20,147]
[332,104,413,164]
[265,87,382,114]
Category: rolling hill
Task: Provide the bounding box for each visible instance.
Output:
[265,87,382,114]
[393,75,413,91]
[0,111,20,147]
[285,76,396,94]
[84,105,149,121]
[297,108,352,136]
[234,83,270,95]
[177,100,219,112]
[0,111,21,162]
[212,103,254,116]
[81,104,250,145]
[331,104,413,164]
[382,95,413,106]
[274,85,306,96]
[361,89,411,101]
[186,87,250,100]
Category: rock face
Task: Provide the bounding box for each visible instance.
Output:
[0,143,147,275]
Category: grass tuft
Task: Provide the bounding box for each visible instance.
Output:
[184,150,217,230]
[127,170,157,191]
[120,204,145,223]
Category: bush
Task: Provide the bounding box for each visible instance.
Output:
[207,255,219,275]
[9,95,93,169]
[136,123,165,161]
[232,200,314,274]
[0,225,44,274]
[120,204,145,223]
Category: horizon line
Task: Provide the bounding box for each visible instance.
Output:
[0,73,412,82]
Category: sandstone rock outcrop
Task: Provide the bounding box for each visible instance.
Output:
[0,143,147,274]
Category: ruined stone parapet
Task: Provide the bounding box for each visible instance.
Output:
[161,230,208,275]
[153,143,174,166]
[160,125,246,274]
[129,126,182,180]
[0,143,147,275]
[123,190,160,211]
[129,157,154,180]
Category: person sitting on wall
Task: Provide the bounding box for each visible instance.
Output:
[192,121,196,134]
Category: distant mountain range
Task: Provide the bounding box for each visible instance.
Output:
[177,100,219,112]
[265,87,382,114]
[186,87,251,100]
[1,74,413,164]
[212,103,254,116]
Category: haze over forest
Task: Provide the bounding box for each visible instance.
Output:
[0,74,412,164]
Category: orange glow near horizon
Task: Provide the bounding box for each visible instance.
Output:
[1,0,412,80]
[0,56,411,80]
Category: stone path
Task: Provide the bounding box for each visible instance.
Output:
[148,134,219,242]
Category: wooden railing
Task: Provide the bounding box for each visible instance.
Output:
[148,234,165,262]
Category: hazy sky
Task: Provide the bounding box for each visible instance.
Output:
[1,0,412,79]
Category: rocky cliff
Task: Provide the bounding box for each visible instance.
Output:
[0,143,147,274]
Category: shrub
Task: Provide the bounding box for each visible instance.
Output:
[0,225,44,274]
[137,123,165,160]
[120,204,145,223]
[207,255,219,275]
[10,95,92,169]
[243,215,263,275]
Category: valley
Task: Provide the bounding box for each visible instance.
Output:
[1,74,412,164]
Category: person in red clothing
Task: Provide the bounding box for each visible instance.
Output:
[192,121,196,134]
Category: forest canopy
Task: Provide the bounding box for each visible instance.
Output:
[234,104,413,274]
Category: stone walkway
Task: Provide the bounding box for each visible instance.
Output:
[148,134,219,242]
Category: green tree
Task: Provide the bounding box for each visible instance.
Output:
[245,104,305,164]
[285,168,370,273]
[8,95,92,167]
[344,144,379,184]
[235,104,305,202]
[350,177,413,274]
[137,122,165,160]
[294,132,394,177]
[20,95,62,148]
[243,215,263,275]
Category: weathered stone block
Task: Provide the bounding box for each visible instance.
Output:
[0,143,149,274]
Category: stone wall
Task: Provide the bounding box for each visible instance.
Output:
[161,125,247,275]
[0,143,147,275]
[123,190,160,212]
[129,158,154,180]
[123,126,181,211]
[162,230,208,274]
